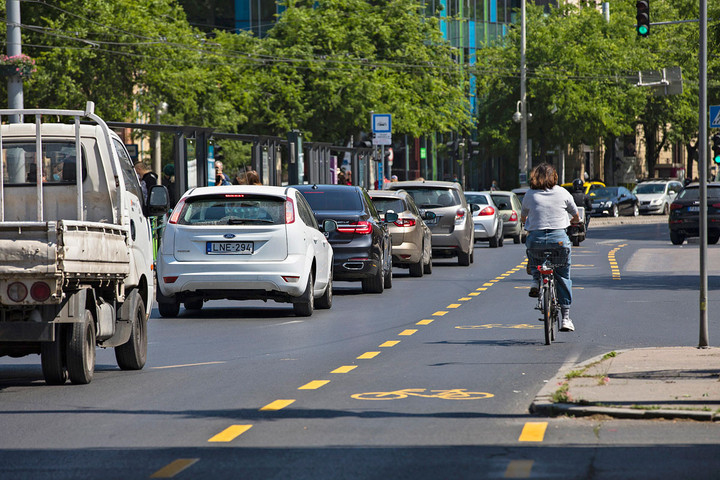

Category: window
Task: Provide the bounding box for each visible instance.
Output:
[178,195,286,225]
[403,187,461,208]
[371,197,405,214]
[300,189,362,212]
[112,139,144,202]
[296,195,319,230]
[2,141,87,185]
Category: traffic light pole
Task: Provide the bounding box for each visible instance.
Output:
[699,0,709,348]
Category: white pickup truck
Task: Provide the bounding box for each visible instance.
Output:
[0,103,168,384]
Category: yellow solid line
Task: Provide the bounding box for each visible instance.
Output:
[399,329,417,336]
[332,365,357,373]
[433,311,448,316]
[416,320,433,325]
[150,459,199,478]
[380,340,401,346]
[504,459,534,478]
[358,351,380,359]
[299,380,329,390]
[447,304,461,309]
[458,297,472,301]
[260,399,295,411]
[468,292,480,296]
[208,425,253,442]
[518,422,548,442]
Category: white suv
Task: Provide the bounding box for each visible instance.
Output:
[633,180,683,215]
[156,186,336,317]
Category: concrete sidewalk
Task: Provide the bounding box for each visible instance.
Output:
[530,347,720,421]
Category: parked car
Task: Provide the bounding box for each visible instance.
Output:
[633,179,683,215]
[368,190,434,277]
[156,186,337,317]
[490,190,525,244]
[668,182,720,245]
[511,187,529,203]
[562,180,606,197]
[388,180,475,265]
[294,184,396,293]
[589,186,639,217]
[464,191,504,248]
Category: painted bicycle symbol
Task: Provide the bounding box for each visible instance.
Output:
[351,388,494,401]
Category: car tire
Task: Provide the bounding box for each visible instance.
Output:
[316,268,333,309]
[489,233,499,248]
[662,203,669,215]
[670,231,685,245]
[362,261,385,294]
[184,299,203,311]
[384,262,393,289]
[293,273,314,317]
[66,309,96,385]
[115,290,148,371]
[513,234,521,244]
[632,204,639,217]
[423,251,433,275]
[458,249,471,266]
[409,257,424,277]
[158,300,180,318]
[498,234,504,248]
[611,205,619,217]
[710,234,720,245]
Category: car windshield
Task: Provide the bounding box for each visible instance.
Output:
[593,187,619,197]
[177,194,286,225]
[465,194,489,205]
[372,197,405,213]
[300,188,362,211]
[677,187,720,200]
[635,184,665,194]
[403,187,461,208]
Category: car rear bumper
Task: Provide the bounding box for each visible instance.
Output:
[473,219,496,239]
[669,218,720,236]
[502,220,521,237]
[331,245,382,280]
[431,224,471,253]
[391,240,423,264]
[157,253,309,299]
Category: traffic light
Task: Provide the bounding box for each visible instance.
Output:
[636,0,650,37]
[712,134,720,164]
[214,145,224,162]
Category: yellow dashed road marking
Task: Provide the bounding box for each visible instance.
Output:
[260,399,295,411]
[433,311,448,316]
[476,287,487,291]
[399,329,417,336]
[208,425,253,442]
[482,283,494,287]
[468,292,480,296]
[380,340,401,346]
[358,351,380,359]
[416,320,433,325]
[518,422,547,442]
[504,460,534,478]
[332,365,357,373]
[150,459,199,478]
[447,304,461,309]
[458,297,472,301]
[299,380,329,390]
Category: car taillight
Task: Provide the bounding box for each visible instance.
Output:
[478,206,495,216]
[670,203,682,211]
[30,282,51,301]
[285,197,295,224]
[163,276,178,284]
[337,221,372,235]
[8,282,27,302]
[168,197,187,224]
[509,210,518,221]
[712,203,720,209]
[455,209,466,222]
[394,218,416,227]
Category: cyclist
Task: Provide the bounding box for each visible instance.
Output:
[570,178,592,229]
[521,163,580,332]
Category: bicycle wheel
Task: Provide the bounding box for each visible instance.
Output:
[542,282,552,345]
[550,279,559,341]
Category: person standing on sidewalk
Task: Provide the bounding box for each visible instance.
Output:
[521,163,580,332]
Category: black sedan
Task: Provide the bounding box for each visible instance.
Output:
[589,186,639,217]
[294,184,396,293]
[668,183,720,245]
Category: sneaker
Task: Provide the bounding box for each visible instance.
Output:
[528,286,539,298]
[560,318,575,332]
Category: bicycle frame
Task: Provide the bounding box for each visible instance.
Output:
[526,247,569,345]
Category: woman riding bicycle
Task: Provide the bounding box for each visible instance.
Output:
[520,163,580,332]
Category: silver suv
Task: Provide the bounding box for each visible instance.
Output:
[388,181,474,266]
[633,180,683,215]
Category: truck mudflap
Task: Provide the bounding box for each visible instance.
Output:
[0,322,54,342]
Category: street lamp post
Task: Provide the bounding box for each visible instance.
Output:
[519,0,528,186]
[153,102,168,177]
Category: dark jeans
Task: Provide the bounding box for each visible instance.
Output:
[526,229,572,308]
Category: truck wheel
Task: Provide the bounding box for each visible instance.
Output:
[293,272,314,317]
[158,300,180,318]
[66,309,96,385]
[41,325,67,385]
[115,291,147,370]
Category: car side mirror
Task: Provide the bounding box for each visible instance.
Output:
[321,219,337,233]
[470,203,481,213]
[384,212,399,223]
[148,185,169,217]
[424,211,437,220]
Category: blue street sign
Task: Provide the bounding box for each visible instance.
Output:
[372,114,392,133]
[711,106,720,128]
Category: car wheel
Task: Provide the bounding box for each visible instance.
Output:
[158,300,180,318]
[66,309,96,385]
[662,203,669,215]
[184,299,203,311]
[458,249,471,266]
[316,268,333,309]
[384,262,393,289]
[423,251,433,275]
[488,232,498,248]
[470,246,475,262]
[710,234,720,245]
[409,255,424,277]
[632,203,639,217]
[362,259,385,293]
[513,234,521,244]
[498,233,504,248]
[115,290,148,370]
[293,272,314,317]
[611,205,619,217]
[670,231,685,245]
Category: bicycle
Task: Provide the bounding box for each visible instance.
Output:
[526,247,570,345]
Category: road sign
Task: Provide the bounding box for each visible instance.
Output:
[372,114,391,133]
[711,106,720,128]
[372,132,391,146]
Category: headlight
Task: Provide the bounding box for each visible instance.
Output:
[650,199,661,205]
[604,201,613,208]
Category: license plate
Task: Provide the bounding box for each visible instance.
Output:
[206,241,254,254]
[688,206,700,212]
[425,217,438,225]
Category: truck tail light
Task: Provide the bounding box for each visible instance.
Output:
[285,197,295,224]
[30,282,51,301]
[8,282,27,302]
[337,221,372,235]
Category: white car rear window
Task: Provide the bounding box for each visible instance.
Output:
[177,194,286,225]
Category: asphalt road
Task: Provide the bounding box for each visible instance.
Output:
[1,214,720,479]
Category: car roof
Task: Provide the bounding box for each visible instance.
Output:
[292,183,361,191]
[390,180,462,190]
[487,190,517,196]
[185,185,293,197]
[368,189,407,198]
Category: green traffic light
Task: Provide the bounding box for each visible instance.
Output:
[637,25,649,35]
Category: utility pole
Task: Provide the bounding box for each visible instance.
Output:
[6,0,23,123]
[519,0,528,186]
[699,0,709,348]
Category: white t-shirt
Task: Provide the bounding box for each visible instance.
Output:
[521,185,578,231]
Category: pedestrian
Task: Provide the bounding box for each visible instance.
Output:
[215,160,231,185]
[491,179,499,191]
[162,164,176,207]
[337,170,347,185]
[521,163,580,332]
[245,170,262,185]
[391,175,398,182]
[133,160,158,206]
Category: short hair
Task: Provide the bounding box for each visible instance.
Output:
[529,163,558,190]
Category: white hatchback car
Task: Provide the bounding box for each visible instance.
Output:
[156,186,336,317]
